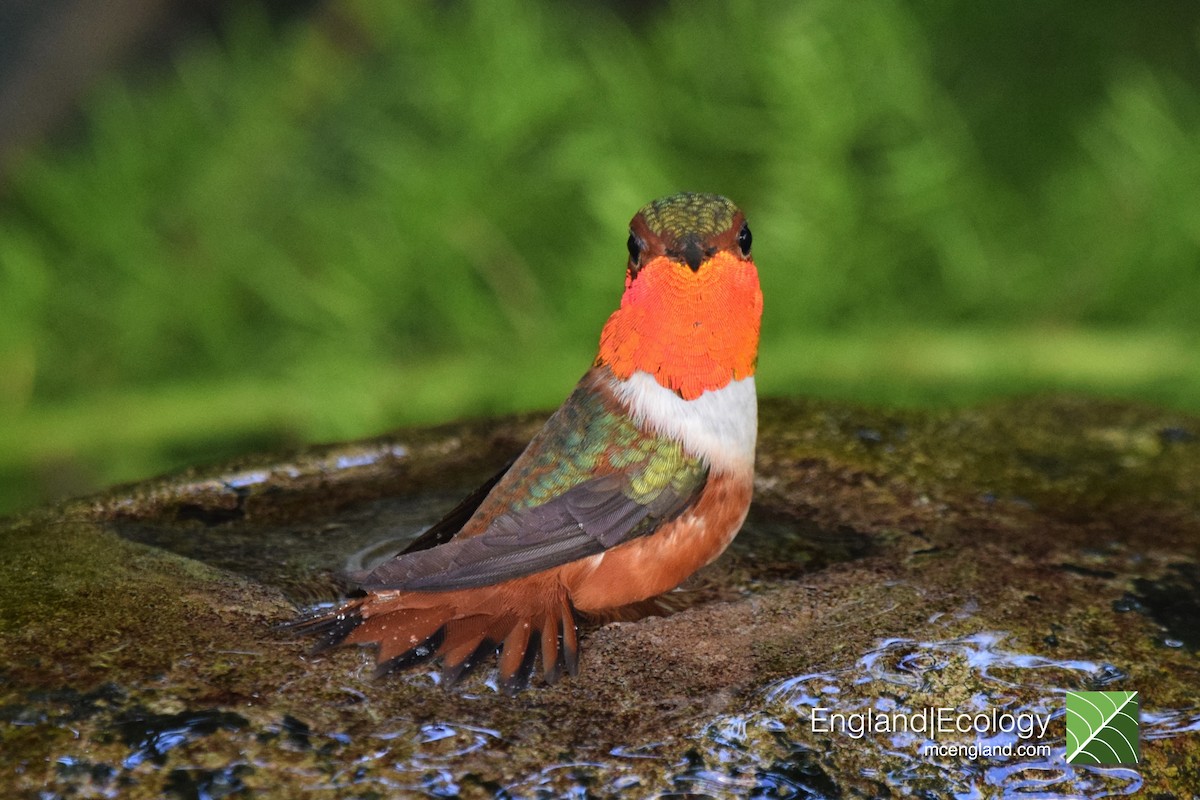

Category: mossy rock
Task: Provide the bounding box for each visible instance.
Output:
[2,396,1198,797]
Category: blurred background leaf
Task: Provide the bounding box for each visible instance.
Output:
[1,0,1198,515]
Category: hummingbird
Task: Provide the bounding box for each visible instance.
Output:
[296,192,762,693]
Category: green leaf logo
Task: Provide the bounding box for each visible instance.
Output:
[1066,690,1139,765]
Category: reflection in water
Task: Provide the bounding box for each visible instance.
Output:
[23,633,1196,798]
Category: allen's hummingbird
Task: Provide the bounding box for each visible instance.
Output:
[296,192,762,693]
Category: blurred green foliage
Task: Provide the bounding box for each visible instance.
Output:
[1,0,1199,514]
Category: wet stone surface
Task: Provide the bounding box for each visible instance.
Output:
[1,395,1198,798]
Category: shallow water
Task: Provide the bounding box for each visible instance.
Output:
[6,396,1200,797]
[92,505,1198,798]
[30,632,1195,798]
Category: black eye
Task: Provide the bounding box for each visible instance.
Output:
[627,232,642,265]
[736,223,752,257]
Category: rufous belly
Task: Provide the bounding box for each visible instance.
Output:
[562,469,753,612]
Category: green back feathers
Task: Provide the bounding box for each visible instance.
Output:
[511,382,705,511]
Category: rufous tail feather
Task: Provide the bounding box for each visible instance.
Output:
[289,583,580,695]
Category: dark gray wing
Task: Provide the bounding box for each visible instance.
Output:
[357,469,706,591]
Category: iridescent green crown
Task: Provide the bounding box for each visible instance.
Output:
[636,192,738,239]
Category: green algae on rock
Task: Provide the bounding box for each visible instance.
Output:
[1,395,1199,797]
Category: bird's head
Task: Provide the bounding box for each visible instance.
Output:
[597,192,763,400]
